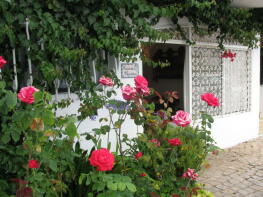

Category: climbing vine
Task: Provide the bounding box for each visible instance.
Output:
[0,0,261,90]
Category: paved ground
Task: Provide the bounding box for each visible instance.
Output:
[199,136,263,197]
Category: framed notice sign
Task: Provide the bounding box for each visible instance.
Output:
[121,63,139,78]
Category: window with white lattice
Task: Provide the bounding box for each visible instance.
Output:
[191,46,251,117]
[222,49,251,114]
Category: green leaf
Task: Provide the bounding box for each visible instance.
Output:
[96,183,105,192]
[34,91,44,103]
[11,130,20,142]
[86,175,91,186]
[207,115,214,123]
[107,182,117,191]
[48,160,58,172]
[1,133,10,144]
[0,81,5,90]
[79,174,86,185]
[117,182,126,191]
[42,109,55,126]
[126,182,137,192]
[97,194,106,197]
[65,122,77,140]
[87,193,93,197]
[5,92,17,109]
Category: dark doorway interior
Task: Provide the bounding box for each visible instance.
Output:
[142,43,186,113]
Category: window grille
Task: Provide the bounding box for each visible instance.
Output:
[191,47,251,117]
[223,49,251,114]
[192,47,223,117]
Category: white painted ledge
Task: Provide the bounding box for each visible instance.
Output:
[232,0,263,8]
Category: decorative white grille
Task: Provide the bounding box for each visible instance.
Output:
[191,47,251,117]
[192,47,223,117]
[223,49,251,114]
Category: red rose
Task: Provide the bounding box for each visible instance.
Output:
[201,93,220,107]
[221,50,236,62]
[134,75,148,89]
[0,56,7,69]
[99,76,113,86]
[28,160,40,169]
[135,152,143,160]
[168,138,182,146]
[89,148,115,171]
[140,173,147,177]
[18,86,39,104]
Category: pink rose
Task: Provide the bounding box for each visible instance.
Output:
[172,110,191,127]
[0,56,7,68]
[134,75,150,96]
[168,138,182,146]
[150,139,160,147]
[134,75,148,89]
[137,86,151,96]
[18,86,39,104]
[182,168,199,180]
[121,85,136,100]
[99,76,113,86]
[89,148,115,171]
[135,152,143,160]
[28,160,40,169]
[201,93,220,107]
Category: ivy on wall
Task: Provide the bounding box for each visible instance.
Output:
[0,0,260,90]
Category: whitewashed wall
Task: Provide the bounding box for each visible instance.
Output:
[260,85,263,117]
[55,58,144,151]
[211,45,260,148]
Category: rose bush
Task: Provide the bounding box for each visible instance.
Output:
[0,67,216,197]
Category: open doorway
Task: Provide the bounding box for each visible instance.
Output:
[142,43,186,115]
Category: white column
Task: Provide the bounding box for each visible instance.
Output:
[12,49,18,91]
[25,18,33,86]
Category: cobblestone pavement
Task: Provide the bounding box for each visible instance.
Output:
[198,136,263,197]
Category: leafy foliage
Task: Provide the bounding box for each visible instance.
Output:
[0,0,260,92]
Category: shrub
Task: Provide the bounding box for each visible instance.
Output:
[0,72,217,197]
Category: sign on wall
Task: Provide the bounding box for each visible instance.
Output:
[121,63,139,78]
